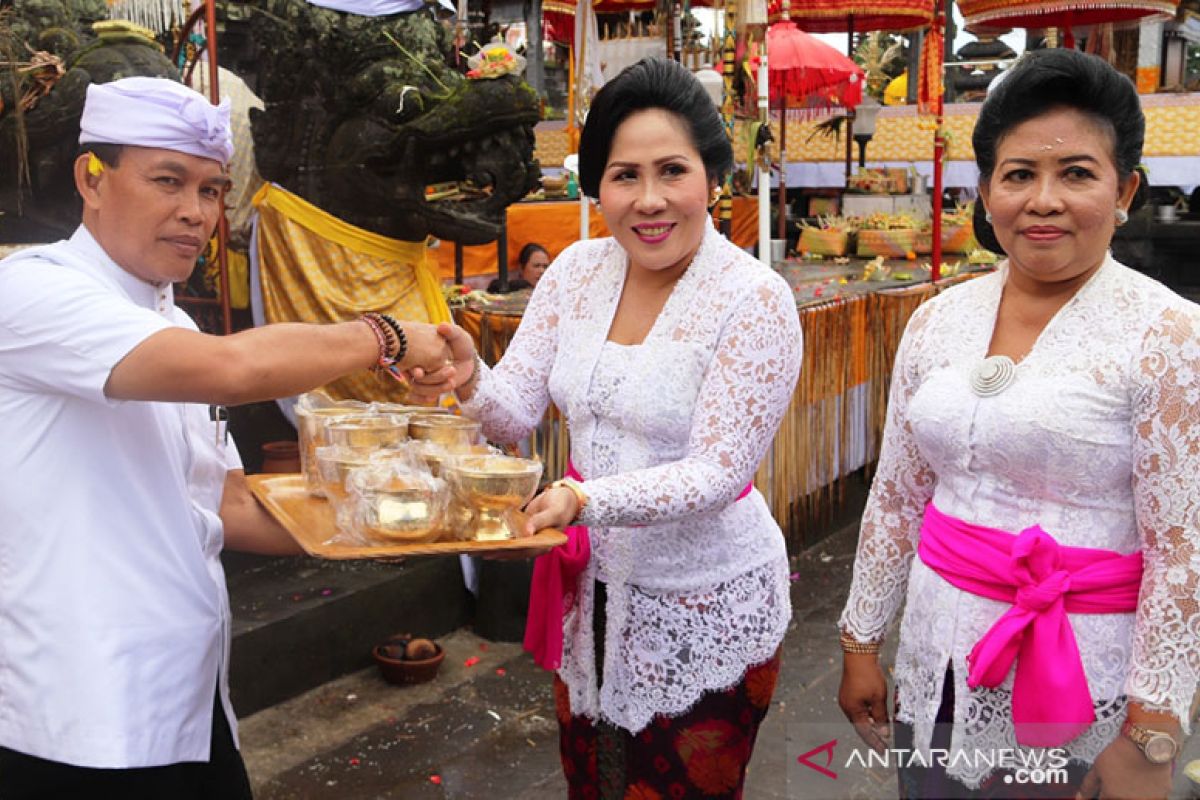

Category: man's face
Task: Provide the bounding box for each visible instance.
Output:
[82,146,228,285]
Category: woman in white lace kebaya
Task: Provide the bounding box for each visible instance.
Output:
[837,50,1200,799]
[440,58,802,797]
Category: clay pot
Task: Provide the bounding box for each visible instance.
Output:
[260,440,301,474]
[372,641,445,686]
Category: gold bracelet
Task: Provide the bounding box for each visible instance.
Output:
[550,478,588,522]
[840,630,883,655]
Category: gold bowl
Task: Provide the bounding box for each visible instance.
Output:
[413,442,492,477]
[324,414,409,450]
[445,455,542,542]
[297,405,369,495]
[314,446,372,505]
[407,414,482,451]
[357,477,443,544]
[374,403,448,417]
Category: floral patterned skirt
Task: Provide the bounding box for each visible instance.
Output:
[552,653,780,800]
[553,579,780,799]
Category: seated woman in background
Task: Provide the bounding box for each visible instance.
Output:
[488,243,550,293]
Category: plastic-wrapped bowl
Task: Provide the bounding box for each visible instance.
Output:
[314,446,372,505]
[298,404,369,495]
[406,414,482,451]
[358,477,444,544]
[324,413,409,450]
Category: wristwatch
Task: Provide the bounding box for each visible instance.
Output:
[549,478,588,521]
[1121,719,1180,765]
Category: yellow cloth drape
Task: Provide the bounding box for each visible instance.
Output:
[253,182,452,403]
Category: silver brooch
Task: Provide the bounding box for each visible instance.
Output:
[970,355,1017,397]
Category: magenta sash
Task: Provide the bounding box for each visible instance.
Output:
[917,502,1143,747]
[523,462,591,671]
[523,462,753,671]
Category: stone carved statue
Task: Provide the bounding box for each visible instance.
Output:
[0,0,178,241]
[0,0,542,246]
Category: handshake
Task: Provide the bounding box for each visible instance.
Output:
[392,321,482,404]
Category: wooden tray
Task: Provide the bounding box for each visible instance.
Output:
[247,473,567,559]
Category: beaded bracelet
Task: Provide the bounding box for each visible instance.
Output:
[377,313,409,366]
[839,630,883,655]
[360,313,408,386]
[360,314,392,364]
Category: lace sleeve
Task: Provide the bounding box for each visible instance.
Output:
[1124,305,1200,727]
[838,304,937,643]
[459,252,568,444]
[578,274,802,527]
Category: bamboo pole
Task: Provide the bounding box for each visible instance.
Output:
[776,95,787,242]
[758,31,770,265]
[719,0,737,238]
[203,0,231,335]
[931,5,945,282]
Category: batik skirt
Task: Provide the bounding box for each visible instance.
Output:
[553,581,781,800]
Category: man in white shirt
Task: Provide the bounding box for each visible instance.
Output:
[0,77,456,798]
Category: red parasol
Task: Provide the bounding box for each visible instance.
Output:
[773,0,934,33]
[765,0,935,231]
[765,16,865,238]
[959,0,1178,47]
[767,24,865,111]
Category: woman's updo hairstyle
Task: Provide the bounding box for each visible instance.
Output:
[578,57,732,199]
[973,48,1148,251]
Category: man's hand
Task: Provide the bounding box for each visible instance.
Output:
[398,322,454,374]
[407,323,482,402]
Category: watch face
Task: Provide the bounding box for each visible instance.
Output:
[1144,734,1177,764]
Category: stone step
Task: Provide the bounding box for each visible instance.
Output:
[224,552,474,716]
[239,630,565,799]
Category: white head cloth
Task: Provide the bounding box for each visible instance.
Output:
[306,0,456,16]
[79,77,234,166]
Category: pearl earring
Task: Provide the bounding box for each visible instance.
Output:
[1115,208,1129,225]
[984,210,993,223]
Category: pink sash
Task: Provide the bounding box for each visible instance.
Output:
[523,462,753,671]
[523,462,591,671]
[917,502,1143,747]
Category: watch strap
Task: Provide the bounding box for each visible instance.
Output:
[1121,718,1180,764]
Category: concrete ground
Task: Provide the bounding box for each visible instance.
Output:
[239,521,1200,799]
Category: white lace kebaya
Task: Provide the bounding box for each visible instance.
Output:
[462,221,802,733]
[839,255,1200,787]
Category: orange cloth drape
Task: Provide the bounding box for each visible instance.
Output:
[435,197,761,281]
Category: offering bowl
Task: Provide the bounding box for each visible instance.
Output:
[314,446,371,504]
[357,477,443,544]
[297,405,369,495]
[407,414,482,451]
[445,455,542,542]
[324,413,409,450]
